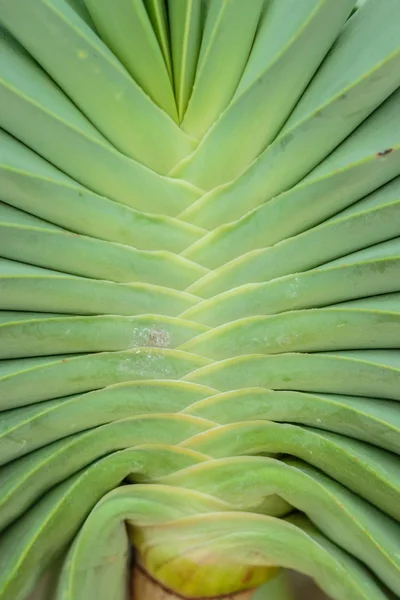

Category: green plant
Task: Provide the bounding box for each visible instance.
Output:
[0,0,399,599]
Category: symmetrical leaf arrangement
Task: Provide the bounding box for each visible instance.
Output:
[0,1,400,599]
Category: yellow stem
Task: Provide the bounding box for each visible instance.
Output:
[132,565,256,600]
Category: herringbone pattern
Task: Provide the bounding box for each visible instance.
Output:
[0,1,400,599]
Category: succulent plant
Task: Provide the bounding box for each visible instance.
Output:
[0,1,399,599]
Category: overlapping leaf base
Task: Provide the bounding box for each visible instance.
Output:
[0,1,400,599]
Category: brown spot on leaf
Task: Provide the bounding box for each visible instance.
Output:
[147,328,170,348]
[377,148,393,156]
[241,571,252,585]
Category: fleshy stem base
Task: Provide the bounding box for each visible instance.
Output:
[132,565,256,600]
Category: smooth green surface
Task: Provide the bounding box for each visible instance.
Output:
[85,0,178,120]
[168,0,203,121]
[0,0,196,172]
[173,0,355,189]
[181,0,263,138]
[0,2,399,600]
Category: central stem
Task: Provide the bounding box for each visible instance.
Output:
[132,565,256,600]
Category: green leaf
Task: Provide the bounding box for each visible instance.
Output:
[168,0,203,120]
[0,0,196,172]
[85,0,178,121]
[172,0,356,188]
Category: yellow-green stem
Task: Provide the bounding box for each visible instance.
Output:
[132,565,256,600]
